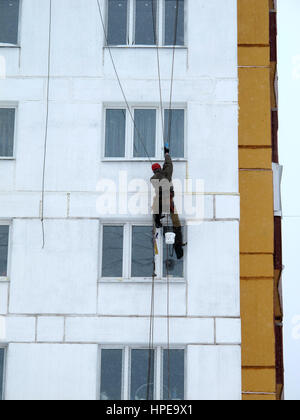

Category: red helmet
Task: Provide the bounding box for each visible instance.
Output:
[152,163,161,172]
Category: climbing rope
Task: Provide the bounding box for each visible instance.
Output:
[40,0,53,249]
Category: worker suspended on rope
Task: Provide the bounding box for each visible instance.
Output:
[151,144,184,260]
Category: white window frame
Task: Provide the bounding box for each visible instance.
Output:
[99,222,186,283]
[0,220,12,283]
[0,0,22,48]
[0,104,18,160]
[105,0,187,48]
[98,345,186,401]
[102,104,187,161]
[0,345,7,401]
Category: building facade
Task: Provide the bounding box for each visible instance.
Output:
[0,0,241,400]
[238,0,284,401]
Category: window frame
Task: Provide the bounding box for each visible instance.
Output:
[0,0,22,48]
[0,345,7,401]
[102,104,187,161]
[0,104,17,160]
[0,220,11,282]
[99,222,186,283]
[105,0,187,48]
[98,345,186,401]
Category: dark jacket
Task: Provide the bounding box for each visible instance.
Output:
[150,154,173,186]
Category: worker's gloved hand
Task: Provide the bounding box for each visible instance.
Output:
[164,143,170,154]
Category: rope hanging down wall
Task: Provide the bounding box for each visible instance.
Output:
[40,0,53,249]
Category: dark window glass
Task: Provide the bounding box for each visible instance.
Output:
[135,0,157,45]
[164,0,184,46]
[105,109,126,158]
[107,0,128,45]
[164,109,184,158]
[131,226,153,277]
[0,226,9,277]
[100,349,123,400]
[0,108,15,157]
[0,348,4,401]
[102,226,124,277]
[133,109,156,158]
[163,349,184,400]
[163,240,184,279]
[0,0,20,44]
[131,349,154,400]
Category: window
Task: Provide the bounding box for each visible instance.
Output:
[101,226,124,277]
[135,0,157,45]
[0,108,16,158]
[0,0,20,45]
[162,349,184,400]
[0,347,5,401]
[0,225,9,277]
[100,349,123,400]
[104,106,185,159]
[133,109,156,158]
[164,109,184,158]
[131,226,153,278]
[164,0,184,46]
[107,0,128,46]
[130,349,155,400]
[99,347,185,400]
[106,0,185,46]
[100,223,185,280]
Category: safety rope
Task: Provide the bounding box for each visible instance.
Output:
[147,225,157,401]
[167,0,180,147]
[40,0,52,248]
[165,0,180,400]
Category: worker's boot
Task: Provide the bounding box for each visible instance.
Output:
[173,227,184,260]
[154,215,163,229]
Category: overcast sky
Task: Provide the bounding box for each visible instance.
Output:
[278,0,300,401]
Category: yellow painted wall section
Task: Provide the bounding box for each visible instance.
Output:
[239,148,272,170]
[240,171,274,254]
[242,394,276,401]
[238,46,270,67]
[238,0,277,399]
[239,68,272,147]
[241,279,275,367]
[240,254,273,278]
[238,0,270,45]
[242,368,276,393]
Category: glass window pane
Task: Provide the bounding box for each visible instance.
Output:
[102,226,124,277]
[105,109,126,158]
[135,0,157,45]
[0,0,19,44]
[164,0,184,46]
[0,348,4,400]
[0,108,15,157]
[164,109,184,158]
[0,226,9,277]
[163,241,183,279]
[107,0,128,45]
[131,349,154,400]
[133,110,156,158]
[163,349,184,400]
[100,349,123,400]
[131,226,153,277]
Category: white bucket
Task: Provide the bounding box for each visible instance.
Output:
[165,232,176,245]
